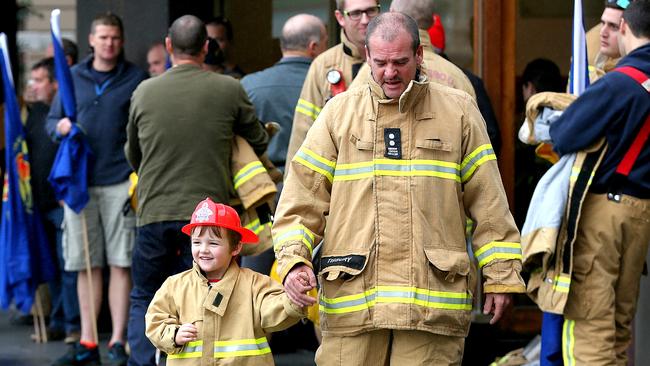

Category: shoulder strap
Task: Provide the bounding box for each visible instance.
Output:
[612,66,650,177]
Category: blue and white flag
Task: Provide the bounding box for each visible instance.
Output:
[568,0,590,96]
[0,33,56,314]
[48,9,92,213]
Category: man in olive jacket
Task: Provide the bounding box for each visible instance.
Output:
[124,15,268,366]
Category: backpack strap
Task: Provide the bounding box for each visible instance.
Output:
[612,66,650,178]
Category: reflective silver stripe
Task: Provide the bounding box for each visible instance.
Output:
[213,337,271,358]
[474,242,522,268]
[334,159,460,182]
[294,147,335,182]
[460,144,496,182]
[233,161,266,190]
[272,226,315,255]
[320,286,472,314]
[167,341,203,359]
[295,98,321,120]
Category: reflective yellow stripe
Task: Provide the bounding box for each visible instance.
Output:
[334,159,460,182]
[244,218,271,235]
[474,241,522,268]
[562,319,576,366]
[553,274,571,293]
[294,147,336,183]
[273,225,315,256]
[460,144,496,182]
[319,285,472,314]
[570,166,594,184]
[214,337,270,358]
[295,98,322,120]
[233,161,266,190]
[167,340,203,359]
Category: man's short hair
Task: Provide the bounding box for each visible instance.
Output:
[366,12,420,54]
[169,15,207,56]
[31,57,55,82]
[280,15,324,52]
[61,38,78,64]
[390,0,436,30]
[206,16,233,41]
[90,12,124,37]
[605,0,632,10]
[623,0,650,38]
[521,58,563,93]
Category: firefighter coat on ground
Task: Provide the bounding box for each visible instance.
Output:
[286,30,366,164]
[273,72,526,338]
[145,261,304,365]
[349,29,477,100]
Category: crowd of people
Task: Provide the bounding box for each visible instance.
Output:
[5,0,649,365]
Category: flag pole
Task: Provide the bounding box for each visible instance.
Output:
[50,9,99,344]
[80,211,99,344]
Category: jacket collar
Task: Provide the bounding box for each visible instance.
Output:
[192,260,240,317]
[367,69,429,113]
[341,30,364,60]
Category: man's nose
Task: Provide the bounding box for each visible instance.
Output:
[360,12,371,24]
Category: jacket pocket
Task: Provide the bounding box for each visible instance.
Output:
[424,248,470,283]
[318,251,371,330]
[415,138,454,161]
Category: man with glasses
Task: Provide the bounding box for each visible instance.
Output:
[285,0,380,164]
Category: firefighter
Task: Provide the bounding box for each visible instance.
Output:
[285,0,380,164]
[273,12,525,365]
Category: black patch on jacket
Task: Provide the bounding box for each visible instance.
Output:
[384,128,402,159]
[213,293,223,307]
[321,255,366,271]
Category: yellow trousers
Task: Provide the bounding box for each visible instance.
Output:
[315,328,465,366]
[563,193,650,365]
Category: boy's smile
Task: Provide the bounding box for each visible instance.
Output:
[191,227,241,280]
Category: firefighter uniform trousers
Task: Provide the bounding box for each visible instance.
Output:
[562,193,650,365]
[316,329,465,366]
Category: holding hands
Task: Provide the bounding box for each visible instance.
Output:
[284,264,317,308]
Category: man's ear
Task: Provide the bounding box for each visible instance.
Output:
[620,18,628,36]
[165,37,173,55]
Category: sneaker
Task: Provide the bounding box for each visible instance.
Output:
[51,342,101,366]
[107,342,128,366]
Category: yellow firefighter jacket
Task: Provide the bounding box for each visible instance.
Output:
[286,30,366,164]
[519,93,607,314]
[273,73,525,338]
[145,260,304,365]
[230,136,278,257]
[349,29,477,100]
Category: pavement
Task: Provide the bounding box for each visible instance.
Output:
[0,308,316,366]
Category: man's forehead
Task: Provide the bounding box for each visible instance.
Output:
[92,24,121,36]
[344,0,378,11]
[602,8,623,23]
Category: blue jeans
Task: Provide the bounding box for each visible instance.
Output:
[45,207,80,334]
[127,221,192,366]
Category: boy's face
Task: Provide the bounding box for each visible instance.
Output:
[191,227,242,279]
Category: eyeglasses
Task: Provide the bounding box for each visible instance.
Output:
[343,5,381,21]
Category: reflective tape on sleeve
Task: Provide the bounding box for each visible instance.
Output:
[474,241,522,268]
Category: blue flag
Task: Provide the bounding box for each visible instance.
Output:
[48,9,92,213]
[0,33,56,314]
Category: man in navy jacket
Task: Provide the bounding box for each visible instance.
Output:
[47,13,147,366]
[549,1,650,364]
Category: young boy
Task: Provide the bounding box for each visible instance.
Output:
[145,198,305,365]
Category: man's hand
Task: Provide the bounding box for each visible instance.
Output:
[483,293,513,325]
[56,117,72,136]
[175,323,198,346]
[284,264,317,307]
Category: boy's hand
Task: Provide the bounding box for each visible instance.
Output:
[284,264,317,307]
[175,323,198,346]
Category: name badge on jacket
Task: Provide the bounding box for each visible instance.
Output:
[384,128,402,159]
